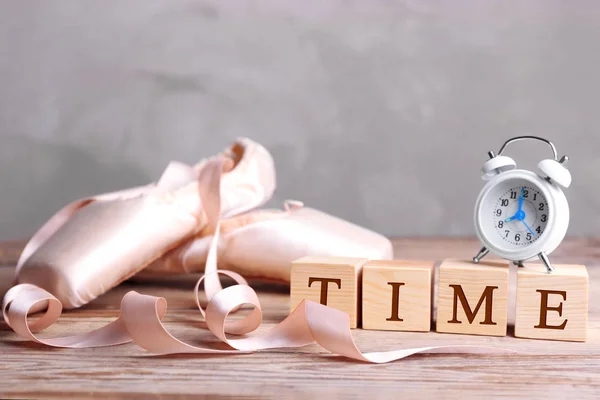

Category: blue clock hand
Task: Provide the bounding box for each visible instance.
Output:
[505,187,525,222]
[518,187,525,212]
[522,220,536,236]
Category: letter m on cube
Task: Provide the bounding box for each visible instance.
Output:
[436,260,510,337]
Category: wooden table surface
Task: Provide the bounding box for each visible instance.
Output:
[1,238,599,399]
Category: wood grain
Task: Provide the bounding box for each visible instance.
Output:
[1,238,599,399]
[515,263,588,342]
[290,256,367,328]
[436,259,510,337]
[362,260,434,332]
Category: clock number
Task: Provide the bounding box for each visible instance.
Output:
[505,230,510,238]
[536,226,542,234]
[510,191,517,199]
[533,193,537,201]
[498,221,503,228]
[515,233,521,242]
[501,199,509,207]
[541,214,547,222]
[539,203,545,211]
[523,190,529,198]
[526,232,532,241]
[496,209,502,217]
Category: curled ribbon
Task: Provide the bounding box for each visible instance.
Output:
[2,158,516,362]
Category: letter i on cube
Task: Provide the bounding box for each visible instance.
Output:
[362,260,435,332]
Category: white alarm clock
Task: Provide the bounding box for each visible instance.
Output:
[473,136,571,273]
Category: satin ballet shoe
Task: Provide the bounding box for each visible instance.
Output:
[14,138,275,309]
[142,136,276,219]
[186,137,276,218]
[3,139,512,362]
[138,201,394,283]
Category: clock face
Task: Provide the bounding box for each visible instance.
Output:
[480,178,549,249]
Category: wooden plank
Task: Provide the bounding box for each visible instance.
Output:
[1,238,599,399]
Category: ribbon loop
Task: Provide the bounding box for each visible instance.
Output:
[1,155,517,362]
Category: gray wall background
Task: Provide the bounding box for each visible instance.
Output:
[1,0,599,240]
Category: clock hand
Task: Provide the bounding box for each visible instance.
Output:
[505,187,526,223]
[518,187,525,212]
[504,187,525,222]
[522,220,536,236]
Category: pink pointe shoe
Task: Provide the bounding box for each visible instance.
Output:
[140,201,393,283]
[13,138,275,309]
[2,138,509,361]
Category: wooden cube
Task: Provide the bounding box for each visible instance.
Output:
[436,259,509,337]
[362,260,435,332]
[515,264,588,342]
[290,256,368,328]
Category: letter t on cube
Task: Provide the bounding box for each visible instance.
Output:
[290,256,368,328]
[436,260,509,337]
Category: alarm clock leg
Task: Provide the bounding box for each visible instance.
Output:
[472,247,489,264]
[538,252,555,273]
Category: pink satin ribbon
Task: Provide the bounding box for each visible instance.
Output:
[3,158,515,362]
